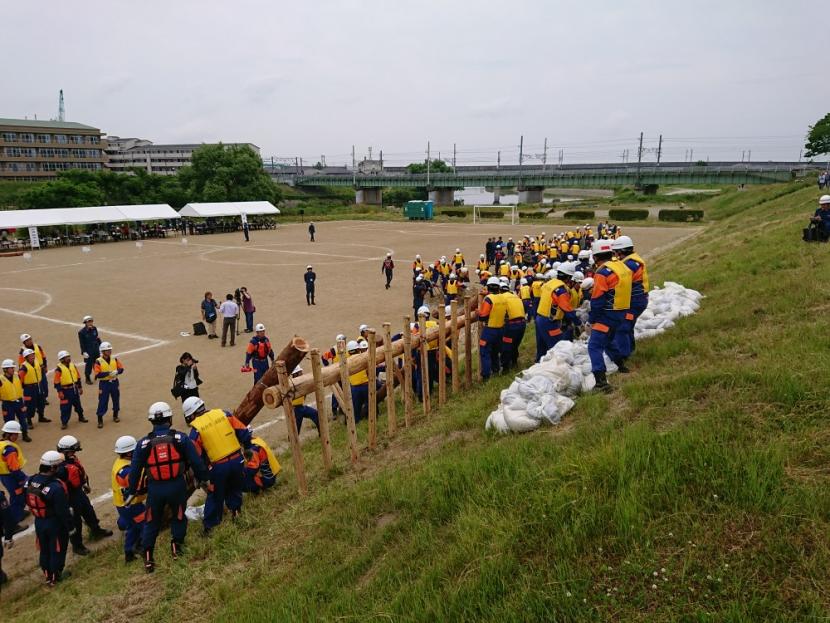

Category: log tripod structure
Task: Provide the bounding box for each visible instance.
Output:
[247,295,481,495]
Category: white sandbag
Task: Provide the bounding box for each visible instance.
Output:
[185,505,205,522]
[503,402,540,433]
[485,406,511,433]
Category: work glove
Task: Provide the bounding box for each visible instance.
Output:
[82,352,88,360]
[82,484,91,494]
[4,538,13,550]
[122,493,135,507]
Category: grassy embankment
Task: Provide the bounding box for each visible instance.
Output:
[5,181,830,622]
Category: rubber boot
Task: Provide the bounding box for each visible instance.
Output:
[125,551,136,563]
[144,548,155,573]
[97,418,103,429]
[613,360,630,374]
[38,414,51,423]
[79,414,89,423]
[593,371,613,393]
[171,540,183,560]
[91,526,113,539]
[22,432,32,443]
[73,543,90,556]
[113,412,120,423]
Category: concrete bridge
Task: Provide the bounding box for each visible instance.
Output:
[282,163,801,205]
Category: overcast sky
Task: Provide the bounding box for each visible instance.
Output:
[3,1,826,165]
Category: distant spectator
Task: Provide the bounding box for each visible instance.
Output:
[219,294,239,347]
[240,287,256,332]
[201,292,219,339]
[172,352,202,401]
[308,222,316,242]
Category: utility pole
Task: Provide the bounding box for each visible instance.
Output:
[559,149,564,167]
[636,131,643,187]
[368,146,372,160]
[518,135,524,183]
[452,143,456,173]
[542,137,548,171]
[497,150,501,171]
[380,149,383,170]
[426,141,431,186]
[690,148,694,162]
[657,134,663,165]
[747,149,750,163]
[352,145,356,169]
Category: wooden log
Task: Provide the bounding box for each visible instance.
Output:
[476,291,485,382]
[337,341,360,464]
[402,317,414,427]
[383,323,397,436]
[464,293,473,389]
[276,361,307,496]
[419,330,430,418]
[310,348,333,471]
[234,336,309,425]
[451,299,460,393]
[367,329,378,450]
[437,305,447,406]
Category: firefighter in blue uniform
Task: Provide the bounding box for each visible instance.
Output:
[112,435,146,563]
[611,235,649,363]
[127,401,207,573]
[0,358,30,441]
[93,342,124,428]
[77,315,101,385]
[244,323,275,384]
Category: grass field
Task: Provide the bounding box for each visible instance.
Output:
[3,180,828,622]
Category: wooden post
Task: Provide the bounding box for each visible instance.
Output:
[476,291,485,382]
[337,341,359,464]
[402,316,414,427]
[309,348,333,471]
[367,329,378,450]
[383,323,397,436]
[275,361,307,496]
[450,299,460,393]
[437,306,447,406]
[418,330,431,417]
[464,293,473,388]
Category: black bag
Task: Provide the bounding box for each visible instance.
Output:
[192,321,207,336]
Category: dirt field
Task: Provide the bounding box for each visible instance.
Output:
[0,219,694,581]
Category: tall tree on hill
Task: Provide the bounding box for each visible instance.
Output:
[179,144,282,204]
[805,113,830,158]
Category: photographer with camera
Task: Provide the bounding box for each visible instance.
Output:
[239,287,256,333]
[171,352,202,401]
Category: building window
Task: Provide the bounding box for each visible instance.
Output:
[19,133,35,143]
[54,134,68,144]
[1,132,17,142]
[37,134,50,143]
[88,136,100,144]
[70,135,84,144]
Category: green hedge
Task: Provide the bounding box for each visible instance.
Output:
[439,210,466,218]
[519,211,548,219]
[658,209,704,222]
[608,209,649,221]
[563,210,595,220]
[480,211,504,219]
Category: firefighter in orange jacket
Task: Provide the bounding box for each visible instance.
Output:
[1,359,29,442]
[243,436,281,493]
[112,435,146,563]
[0,421,28,524]
[19,334,49,410]
[54,351,87,430]
[19,348,49,429]
[93,342,123,428]
[478,278,507,379]
[244,324,275,384]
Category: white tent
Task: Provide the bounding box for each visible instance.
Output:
[178,201,280,218]
[0,204,179,229]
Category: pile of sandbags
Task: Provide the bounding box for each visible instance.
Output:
[486,282,702,434]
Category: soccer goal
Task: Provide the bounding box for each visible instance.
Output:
[472,204,519,225]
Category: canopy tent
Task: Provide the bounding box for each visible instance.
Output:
[178,201,280,218]
[0,204,179,229]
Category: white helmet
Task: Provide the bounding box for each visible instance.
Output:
[255,323,265,332]
[455,248,461,253]
[100,341,113,351]
[146,401,173,423]
[573,271,585,283]
[499,276,510,286]
[519,277,527,285]
[335,334,346,342]
[449,273,457,279]
[57,350,70,360]
[292,365,303,375]
[820,195,830,205]
[21,348,35,358]
[1,359,14,369]
[306,265,313,269]
[358,324,369,333]
[2,421,22,434]
[444,305,452,317]
[417,305,430,316]
[611,235,634,251]
[114,435,137,454]
[358,339,369,350]
[581,277,595,290]
[479,254,485,259]
[19,334,31,343]
[346,340,360,352]
[57,435,81,452]
[415,275,424,282]
[180,397,203,420]
[415,254,421,259]
[578,250,590,259]
[486,276,500,287]
[40,450,64,467]
[511,265,518,270]
[82,315,93,323]
[558,262,576,277]
[591,240,613,255]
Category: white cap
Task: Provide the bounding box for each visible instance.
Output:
[573,271,585,283]
[519,277,527,285]
[21,348,35,358]
[611,235,633,251]
[480,253,485,258]
[2,421,22,434]
[82,315,93,322]
[1,359,13,368]
[558,262,576,277]
[100,341,112,351]
[820,194,830,205]
[415,254,421,259]
[440,256,447,262]
[41,450,64,467]
[591,239,613,255]
[511,265,518,270]
[486,277,500,286]
[114,436,137,454]
[306,264,313,269]
[255,323,266,331]
[180,397,203,419]
[581,277,595,290]
[335,333,346,342]
[57,435,80,451]
[57,350,70,360]
[455,248,461,253]
[346,340,360,352]
[149,400,175,420]
[359,324,369,333]
[449,273,457,279]
[19,334,31,343]
[358,339,369,350]
[417,305,430,316]
[578,250,590,259]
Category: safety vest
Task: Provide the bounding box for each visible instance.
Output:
[446,280,458,295]
[250,337,271,360]
[424,320,438,350]
[145,433,185,481]
[520,285,531,300]
[559,242,569,254]
[537,279,567,320]
[570,243,580,255]
[252,437,281,477]
[191,409,241,462]
[503,293,525,320]
[453,254,464,265]
[603,259,633,310]
[477,260,488,272]
[0,440,25,474]
[499,264,510,277]
[483,293,507,328]
[111,457,146,507]
[56,362,80,387]
[348,353,369,386]
[292,394,305,407]
[624,252,650,292]
[97,356,119,378]
[26,477,58,518]
[570,286,583,310]
[413,260,423,272]
[0,374,23,401]
[531,280,542,297]
[438,263,449,277]
[21,361,42,385]
[21,343,44,368]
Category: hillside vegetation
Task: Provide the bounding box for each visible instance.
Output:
[5,181,830,622]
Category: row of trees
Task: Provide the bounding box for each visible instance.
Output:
[14,144,282,210]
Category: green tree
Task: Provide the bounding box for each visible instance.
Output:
[19,178,104,209]
[406,159,452,174]
[179,144,282,204]
[805,113,830,158]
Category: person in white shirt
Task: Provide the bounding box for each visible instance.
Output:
[218,294,239,347]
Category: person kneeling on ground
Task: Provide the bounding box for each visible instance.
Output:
[807,195,830,242]
[243,436,281,493]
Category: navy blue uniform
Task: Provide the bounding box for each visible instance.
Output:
[77,325,101,382]
[26,473,73,584]
[304,270,317,305]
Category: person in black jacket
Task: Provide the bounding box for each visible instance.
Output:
[77,315,101,385]
[304,265,316,305]
[172,352,202,401]
[0,489,21,585]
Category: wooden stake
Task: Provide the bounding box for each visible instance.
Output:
[464,293,473,389]
[337,341,360,464]
[275,361,307,496]
[476,291,485,382]
[450,299,460,393]
[418,329,431,417]
[309,348,333,471]
[402,316,414,427]
[383,322,397,436]
[367,329,377,450]
[437,306,447,406]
